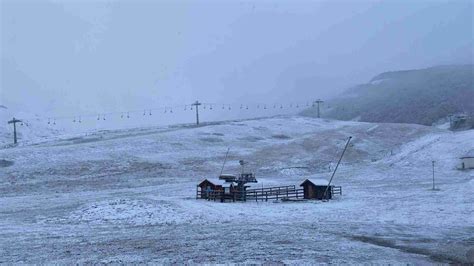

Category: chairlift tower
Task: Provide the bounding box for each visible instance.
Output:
[237,159,257,185]
[313,99,324,118]
[191,100,202,125]
[218,159,257,201]
[239,160,247,175]
[8,117,22,144]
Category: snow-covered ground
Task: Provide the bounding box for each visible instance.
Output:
[0,116,473,263]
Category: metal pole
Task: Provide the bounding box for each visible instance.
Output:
[322,136,352,200]
[13,121,17,144]
[314,99,324,118]
[192,100,201,125]
[195,102,199,125]
[8,117,21,145]
[432,161,435,190]
[317,102,321,118]
[219,148,230,177]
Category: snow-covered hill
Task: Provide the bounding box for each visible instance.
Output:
[0,116,472,263]
[302,65,474,127]
[0,106,64,147]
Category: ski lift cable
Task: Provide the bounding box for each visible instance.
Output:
[29,100,315,123]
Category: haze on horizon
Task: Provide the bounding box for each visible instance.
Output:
[1,0,473,117]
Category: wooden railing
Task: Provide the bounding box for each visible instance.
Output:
[197,185,342,202]
[246,188,304,202]
[332,186,342,195]
[246,185,296,193]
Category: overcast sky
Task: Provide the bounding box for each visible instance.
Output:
[1,0,473,117]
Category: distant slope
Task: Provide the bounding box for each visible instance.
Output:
[302,65,474,127]
[1,116,473,263]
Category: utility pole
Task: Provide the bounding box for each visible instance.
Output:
[313,99,324,118]
[432,161,436,190]
[8,117,22,144]
[191,100,202,125]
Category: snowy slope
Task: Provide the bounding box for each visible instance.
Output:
[0,106,64,147]
[0,116,472,263]
[303,64,474,127]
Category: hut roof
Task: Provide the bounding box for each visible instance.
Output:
[300,178,330,187]
[461,149,474,159]
[198,178,225,187]
[198,178,236,187]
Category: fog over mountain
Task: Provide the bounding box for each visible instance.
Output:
[303,64,474,127]
[1,0,472,119]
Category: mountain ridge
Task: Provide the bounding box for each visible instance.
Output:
[302,64,474,127]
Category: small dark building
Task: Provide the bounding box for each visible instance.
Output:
[300,179,333,200]
[196,179,224,199]
[460,150,474,170]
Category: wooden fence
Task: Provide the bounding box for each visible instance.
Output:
[197,185,342,202]
[246,187,304,202]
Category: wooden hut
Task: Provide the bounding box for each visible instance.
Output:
[300,179,333,200]
[196,178,238,200]
[196,178,225,199]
